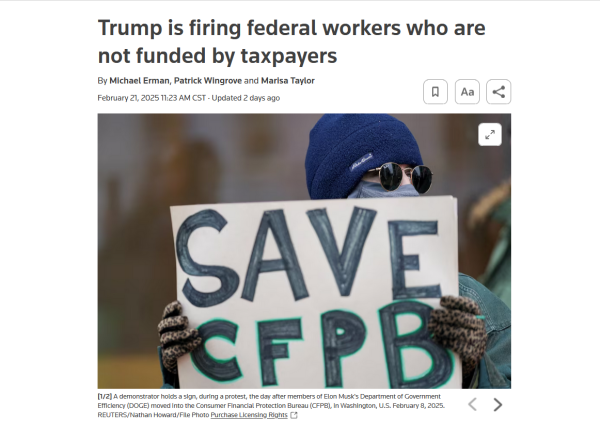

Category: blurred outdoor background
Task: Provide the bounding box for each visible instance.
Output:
[98,114,511,388]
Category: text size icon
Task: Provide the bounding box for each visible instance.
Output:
[455,80,480,104]
[423,80,447,104]
[478,123,502,146]
[486,79,511,104]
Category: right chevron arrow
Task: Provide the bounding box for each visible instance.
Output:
[494,398,502,411]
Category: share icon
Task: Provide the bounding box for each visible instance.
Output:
[493,85,506,98]
[487,80,511,104]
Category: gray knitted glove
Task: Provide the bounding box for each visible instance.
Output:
[158,301,202,374]
[428,296,487,386]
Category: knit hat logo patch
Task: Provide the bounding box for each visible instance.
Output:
[349,152,374,171]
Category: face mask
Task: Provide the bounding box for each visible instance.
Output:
[347,180,420,199]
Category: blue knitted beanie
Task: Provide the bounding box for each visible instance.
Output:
[305,114,423,199]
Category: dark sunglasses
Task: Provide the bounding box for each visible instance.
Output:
[367,163,433,194]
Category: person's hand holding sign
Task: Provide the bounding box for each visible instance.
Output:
[158,301,202,374]
[428,296,487,387]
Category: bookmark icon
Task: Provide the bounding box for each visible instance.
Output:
[423,80,447,104]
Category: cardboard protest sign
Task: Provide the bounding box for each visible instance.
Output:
[170,196,460,389]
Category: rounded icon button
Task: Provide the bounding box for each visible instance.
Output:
[423,80,448,104]
[455,79,480,104]
[478,123,502,146]
[487,79,511,104]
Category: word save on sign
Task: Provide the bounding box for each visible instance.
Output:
[170,197,461,389]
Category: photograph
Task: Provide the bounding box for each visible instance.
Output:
[98,114,511,389]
